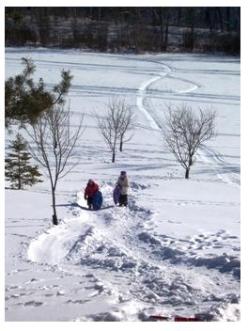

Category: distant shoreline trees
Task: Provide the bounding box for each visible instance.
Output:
[5,7,240,55]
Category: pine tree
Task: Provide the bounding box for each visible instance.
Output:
[5,57,73,127]
[5,133,42,189]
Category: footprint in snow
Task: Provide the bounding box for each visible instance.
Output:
[167,220,182,224]
[213,244,224,249]
[8,285,20,290]
[56,290,66,296]
[24,278,39,284]
[10,294,20,299]
[66,299,90,304]
[24,300,43,307]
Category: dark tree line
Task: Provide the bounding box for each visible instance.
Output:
[5,7,240,30]
[5,7,240,54]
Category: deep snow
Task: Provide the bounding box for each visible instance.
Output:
[5,48,240,321]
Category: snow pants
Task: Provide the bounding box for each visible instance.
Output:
[119,194,128,207]
[87,197,93,209]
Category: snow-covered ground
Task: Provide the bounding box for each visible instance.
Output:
[5,48,240,321]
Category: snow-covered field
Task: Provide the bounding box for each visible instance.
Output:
[5,48,240,321]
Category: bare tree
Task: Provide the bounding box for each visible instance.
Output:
[96,98,134,162]
[162,105,216,179]
[153,8,170,51]
[25,106,84,225]
[118,101,135,152]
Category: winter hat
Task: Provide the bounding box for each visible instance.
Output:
[120,171,126,175]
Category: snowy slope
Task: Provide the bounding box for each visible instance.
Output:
[5,48,240,321]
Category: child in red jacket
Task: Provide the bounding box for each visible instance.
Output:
[84,179,99,209]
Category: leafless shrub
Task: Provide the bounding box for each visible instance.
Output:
[162,104,216,179]
[95,97,135,162]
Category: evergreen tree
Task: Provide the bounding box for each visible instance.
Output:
[5,57,73,127]
[5,133,43,189]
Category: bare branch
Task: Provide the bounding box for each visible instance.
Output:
[95,97,135,160]
[24,105,84,224]
[162,104,216,179]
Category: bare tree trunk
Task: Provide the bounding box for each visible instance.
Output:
[217,8,224,32]
[185,168,190,179]
[97,8,102,21]
[51,186,58,225]
[205,8,214,32]
[112,151,116,163]
[226,7,231,32]
[120,136,123,152]
[18,155,21,190]
[164,22,169,50]
[26,106,84,226]
[161,12,169,51]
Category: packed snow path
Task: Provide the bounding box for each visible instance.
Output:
[5,49,240,321]
[24,186,239,320]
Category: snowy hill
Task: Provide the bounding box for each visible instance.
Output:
[5,48,240,321]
